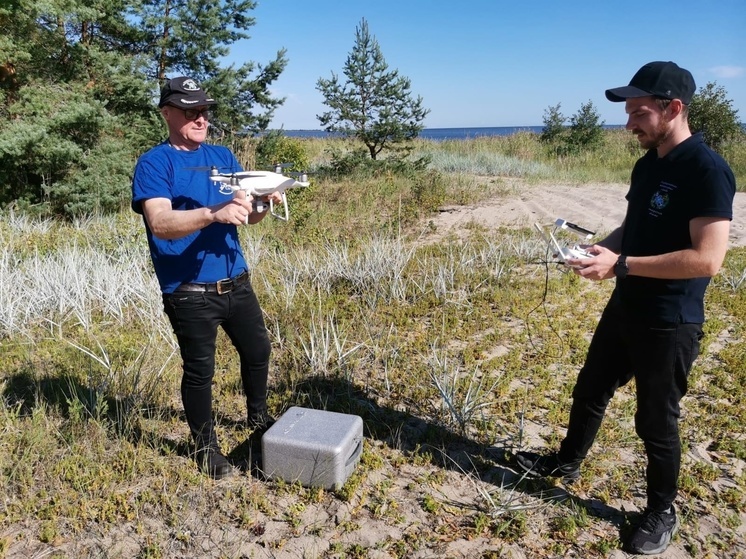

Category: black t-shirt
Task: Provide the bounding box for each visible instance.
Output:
[611,133,735,323]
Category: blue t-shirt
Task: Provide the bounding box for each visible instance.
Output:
[132,141,248,293]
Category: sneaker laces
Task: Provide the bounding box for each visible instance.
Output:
[639,509,672,533]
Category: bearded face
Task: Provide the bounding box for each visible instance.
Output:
[625,97,673,151]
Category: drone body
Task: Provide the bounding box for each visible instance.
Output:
[209,170,310,195]
[208,168,310,221]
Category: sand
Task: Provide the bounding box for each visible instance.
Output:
[425,180,746,247]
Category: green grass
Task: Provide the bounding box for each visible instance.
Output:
[1,134,745,558]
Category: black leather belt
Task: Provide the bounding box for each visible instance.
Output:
[174,270,249,295]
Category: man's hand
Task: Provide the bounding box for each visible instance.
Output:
[266,191,284,205]
[567,245,618,281]
[211,192,253,225]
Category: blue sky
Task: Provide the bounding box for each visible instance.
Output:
[230,0,745,130]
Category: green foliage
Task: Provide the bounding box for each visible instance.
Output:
[49,136,138,216]
[541,103,566,143]
[320,145,430,181]
[0,0,288,217]
[689,81,744,150]
[0,84,105,207]
[316,18,429,161]
[206,54,288,137]
[540,100,604,156]
[255,130,310,172]
[323,146,379,176]
[567,100,605,152]
[411,170,447,214]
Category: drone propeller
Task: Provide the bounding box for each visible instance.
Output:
[287,170,311,182]
[269,162,295,173]
[183,165,236,174]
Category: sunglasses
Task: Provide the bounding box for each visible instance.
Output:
[180,107,213,121]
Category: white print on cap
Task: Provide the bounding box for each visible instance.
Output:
[181,79,201,91]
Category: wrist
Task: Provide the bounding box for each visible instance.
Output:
[614,254,629,279]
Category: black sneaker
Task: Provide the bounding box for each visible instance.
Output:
[196,447,233,480]
[514,451,581,483]
[625,506,679,555]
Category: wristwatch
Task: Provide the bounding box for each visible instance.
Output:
[614,255,629,279]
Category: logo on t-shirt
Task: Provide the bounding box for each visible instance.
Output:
[648,181,677,217]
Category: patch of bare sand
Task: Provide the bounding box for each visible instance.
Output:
[424,180,746,247]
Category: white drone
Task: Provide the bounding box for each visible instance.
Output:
[534,218,595,267]
[208,164,310,221]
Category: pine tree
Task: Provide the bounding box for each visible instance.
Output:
[567,100,604,152]
[316,18,429,160]
[132,0,288,136]
[541,103,566,144]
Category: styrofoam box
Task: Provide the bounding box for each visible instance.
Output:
[261,406,364,490]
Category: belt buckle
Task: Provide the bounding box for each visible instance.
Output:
[216,278,232,295]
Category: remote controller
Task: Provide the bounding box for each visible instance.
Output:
[558,245,594,267]
[562,245,593,259]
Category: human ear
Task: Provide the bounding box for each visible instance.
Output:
[668,99,684,119]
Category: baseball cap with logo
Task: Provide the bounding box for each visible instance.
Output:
[158,76,217,109]
[605,61,696,105]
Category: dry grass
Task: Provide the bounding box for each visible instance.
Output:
[1,135,745,558]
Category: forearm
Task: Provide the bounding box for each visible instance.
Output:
[627,249,725,279]
[149,206,217,240]
[629,218,730,279]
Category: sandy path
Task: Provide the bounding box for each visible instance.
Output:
[428,181,746,247]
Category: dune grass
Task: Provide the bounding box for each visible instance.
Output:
[0,133,745,558]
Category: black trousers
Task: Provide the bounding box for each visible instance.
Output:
[163,280,271,451]
[558,299,703,511]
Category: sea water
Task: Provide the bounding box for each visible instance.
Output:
[278,125,622,141]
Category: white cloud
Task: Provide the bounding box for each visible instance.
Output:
[709,66,745,79]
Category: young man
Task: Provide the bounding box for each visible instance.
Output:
[516,61,735,554]
[132,77,279,479]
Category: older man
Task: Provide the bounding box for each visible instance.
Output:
[516,62,735,554]
[132,76,277,479]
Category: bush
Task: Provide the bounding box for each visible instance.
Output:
[566,100,605,153]
[411,170,447,214]
[541,103,566,144]
[541,100,604,156]
[319,146,429,180]
[255,130,310,172]
[689,82,744,150]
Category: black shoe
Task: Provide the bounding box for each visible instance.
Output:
[247,411,276,435]
[624,506,679,555]
[196,447,233,480]
[514,451,581,483]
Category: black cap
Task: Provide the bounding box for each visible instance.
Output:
[605,61,696,104]
[158,76,217,109]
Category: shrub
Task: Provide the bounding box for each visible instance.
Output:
[689,82,744,150]
[255,130,310,172]
[566,100,605,153]
[541,103,566,144]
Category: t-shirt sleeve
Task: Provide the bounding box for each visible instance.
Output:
[694,165,736,220]
[131,154,173,214]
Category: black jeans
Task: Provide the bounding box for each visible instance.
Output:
[558,300,702,511]
[163,280,271,451]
